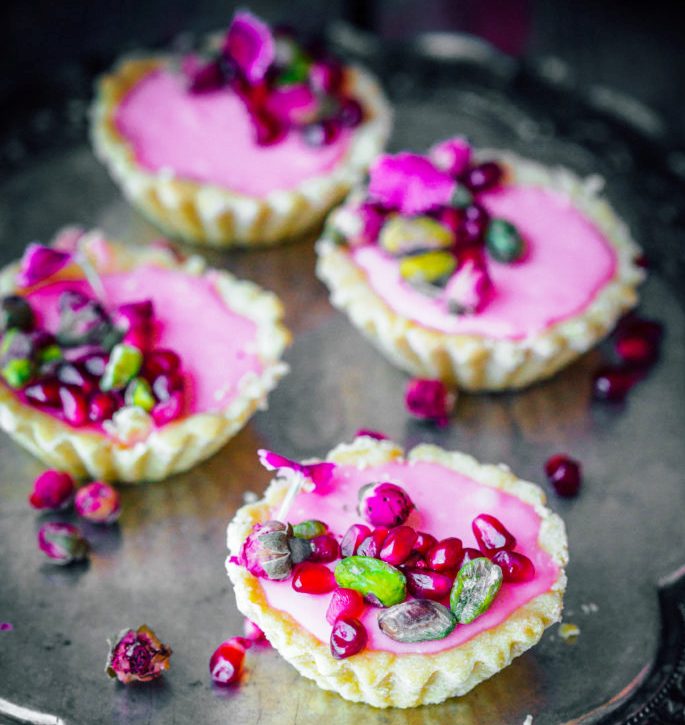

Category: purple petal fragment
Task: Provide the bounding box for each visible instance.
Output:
[368,153,457,216]
[16,244,72,288]
[224,11,275,84]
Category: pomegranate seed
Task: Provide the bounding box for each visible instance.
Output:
[413,531,438,555]
[80,353,107,378]
[326,587,365,625]
[544,454,582,497]
[252,110,285,146]
[57,363,95,394]
[436,206,462,234]
[405,568,454,601]
[209,638,246,685]
[472,514,516,552]
[291,562,336,594]
[309,534,340,563]
[310,58,344,94]
[145,349,181,378]
[618,317,663,345]
[592,366,640,402]
[400,552,426,570]
[302,119,341,147]
[330,618,367,659]
[25,379,61,407]
[458,547,483,567]
[59,386,88,427]
[152,373,183,402]
[115,300,153,328]
[456,218,487,248]
[379,526,417,566]
[151,392,184,426]
[615,336,657,366]
[88,392,117,423]
[243,619,266,643]
[426,537,464,571]
[340,524,370,557]
[338,97,364,128]
[357,527,389,558]
[123,327,152,352]
[463,162,503,192]
[490,550,535,582]
[634,253,649,269]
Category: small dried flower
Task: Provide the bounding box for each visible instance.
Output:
[29,470,75,510]
[429,136,472,177]
[223,11,275,84]
[405,378,456,427]
[37,522,89,565]
[239,520,292,580]
[106,625,172,684]
[257,450,335,492]
[74,482,121,524]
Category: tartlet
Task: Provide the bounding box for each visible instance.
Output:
[316,139,644,390]
[226,436,568,708]
[91,11,392,248]
[0,229,289,482]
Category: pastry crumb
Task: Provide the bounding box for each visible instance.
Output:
[559,622,580,641]
[243,490,258,504]
[581,602,599,615]
[523,716,533,725]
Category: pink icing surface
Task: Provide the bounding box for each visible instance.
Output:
[352,185,618,339]
[115,68,352,196]
[25,266,263,422]
[260,459,559,655]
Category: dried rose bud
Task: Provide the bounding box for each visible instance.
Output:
[405,378,456,426]
[29,470,75,510]
[358,481,415,527]
[37,522,89,565]
[74,482,121,524]
[106,625,172,684]
[239,520,292,580]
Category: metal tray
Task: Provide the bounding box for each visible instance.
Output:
[1,34,684,725]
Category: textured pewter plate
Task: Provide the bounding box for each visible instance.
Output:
[0,46,684,725]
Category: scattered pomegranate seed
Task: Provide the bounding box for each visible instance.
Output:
[209,638,246,685]
[379,526,417,566]
[545,454,582,497]
[59,386,88,427]
[291,562,336,595]
[619,317,663,345]
[592,366,640,402]
[405,568,454,601]
[309,534,340,563]
[330,618,367,659]
[243,619,266,643]
[413,531,438,556]
[490,550,535,582]
[615,336,658,366]
[24,379,61,407]
[426,537,464,571]
[326,587,365,625]
[357,527,389,558]
[340,523,371,557]
[472,514,516,552]
[462,162,503,192]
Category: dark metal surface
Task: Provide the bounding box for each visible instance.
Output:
[1,42,685,725]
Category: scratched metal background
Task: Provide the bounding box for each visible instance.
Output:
[1,34,685,725]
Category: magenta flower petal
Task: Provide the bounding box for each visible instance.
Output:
[106,625,172,684]
[266,83,317,124]
[354,428,388,441]
[405,378,456,426]
[16,244,72,288]
[368,153,457,216]
[224,11,275,84]
[257,449,335,492]
[429,137,472,176]
[0,622,13,631]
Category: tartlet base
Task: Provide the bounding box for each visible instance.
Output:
[226,437,568,708]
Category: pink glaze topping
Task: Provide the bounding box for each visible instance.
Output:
[26,266,263,418]
[260,458,560,655]
[352,185,618,339]
[114,68,352,196]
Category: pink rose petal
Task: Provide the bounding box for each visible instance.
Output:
[224,11,275,84]
[368,153,457,215]
[266,83,317,124]
[429,137,472,176]
[16,244,72,288]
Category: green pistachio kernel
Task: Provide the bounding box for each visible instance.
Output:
[124,377,155,412]
[0,328,19,357]
[399,250,457,286]
[1,358,33,388]
[485,218,525,263]
[39,344,62,365]
[450,185,473,210]
[335,556,407,608]
[277,53,311,86]
[378,599,457,643]
[100,344,143,392]
[450,557,503,624]
[379,215,454,256]
[292,520,328,539]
